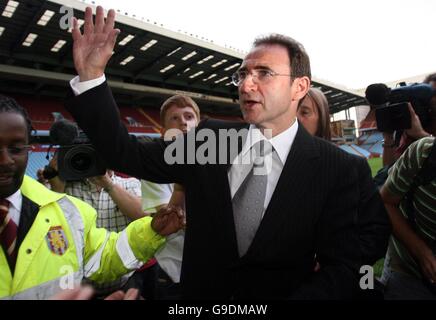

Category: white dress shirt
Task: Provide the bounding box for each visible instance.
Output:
[228,122,298,218]
[5,189,22,226]
[70,75,106,96]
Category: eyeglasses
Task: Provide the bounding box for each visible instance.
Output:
[0,145,32,156]
[231,69,292,86]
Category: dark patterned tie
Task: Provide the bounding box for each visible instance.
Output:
[0,199,18,271]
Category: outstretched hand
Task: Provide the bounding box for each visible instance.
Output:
[104,288,141,300]
[49,286,141,300]
[151,205,186,236]
[49,286,94,300]
[72,6,120,81]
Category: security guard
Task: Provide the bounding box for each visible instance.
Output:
[0,95,184,299]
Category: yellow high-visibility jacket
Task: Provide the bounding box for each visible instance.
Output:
[0,176,165,299]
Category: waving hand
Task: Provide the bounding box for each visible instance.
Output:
[72,6,120,81]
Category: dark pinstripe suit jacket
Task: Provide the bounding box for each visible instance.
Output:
[66,82,390,299]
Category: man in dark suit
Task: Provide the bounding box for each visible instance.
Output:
[65,6,389,299]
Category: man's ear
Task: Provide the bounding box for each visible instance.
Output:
[292,76,310,102]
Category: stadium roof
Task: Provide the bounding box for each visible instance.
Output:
[0,0,367,114]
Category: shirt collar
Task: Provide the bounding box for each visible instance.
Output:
[241,119,299,165]
[6,189,22,213]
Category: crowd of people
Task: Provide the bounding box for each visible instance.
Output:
[0,5,435,300]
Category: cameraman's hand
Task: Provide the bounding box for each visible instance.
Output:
[49,152,58,171]
[151,205,185,237]
[88,172,112,190]
[37,168,48,185]
[405,104,431,139]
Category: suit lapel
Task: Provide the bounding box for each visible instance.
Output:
[246,125,321,256]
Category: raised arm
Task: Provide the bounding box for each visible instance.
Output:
[66,6,186,184]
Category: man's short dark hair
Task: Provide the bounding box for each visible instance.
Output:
[253,33,311,80]
[423,73,436,84]
[0,94,32,139]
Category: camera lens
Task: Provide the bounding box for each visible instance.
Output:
[70,153,93,172]
[64,145,96,174]
[58,144,106,180]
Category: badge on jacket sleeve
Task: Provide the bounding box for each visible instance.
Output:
[46,226,69,255]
